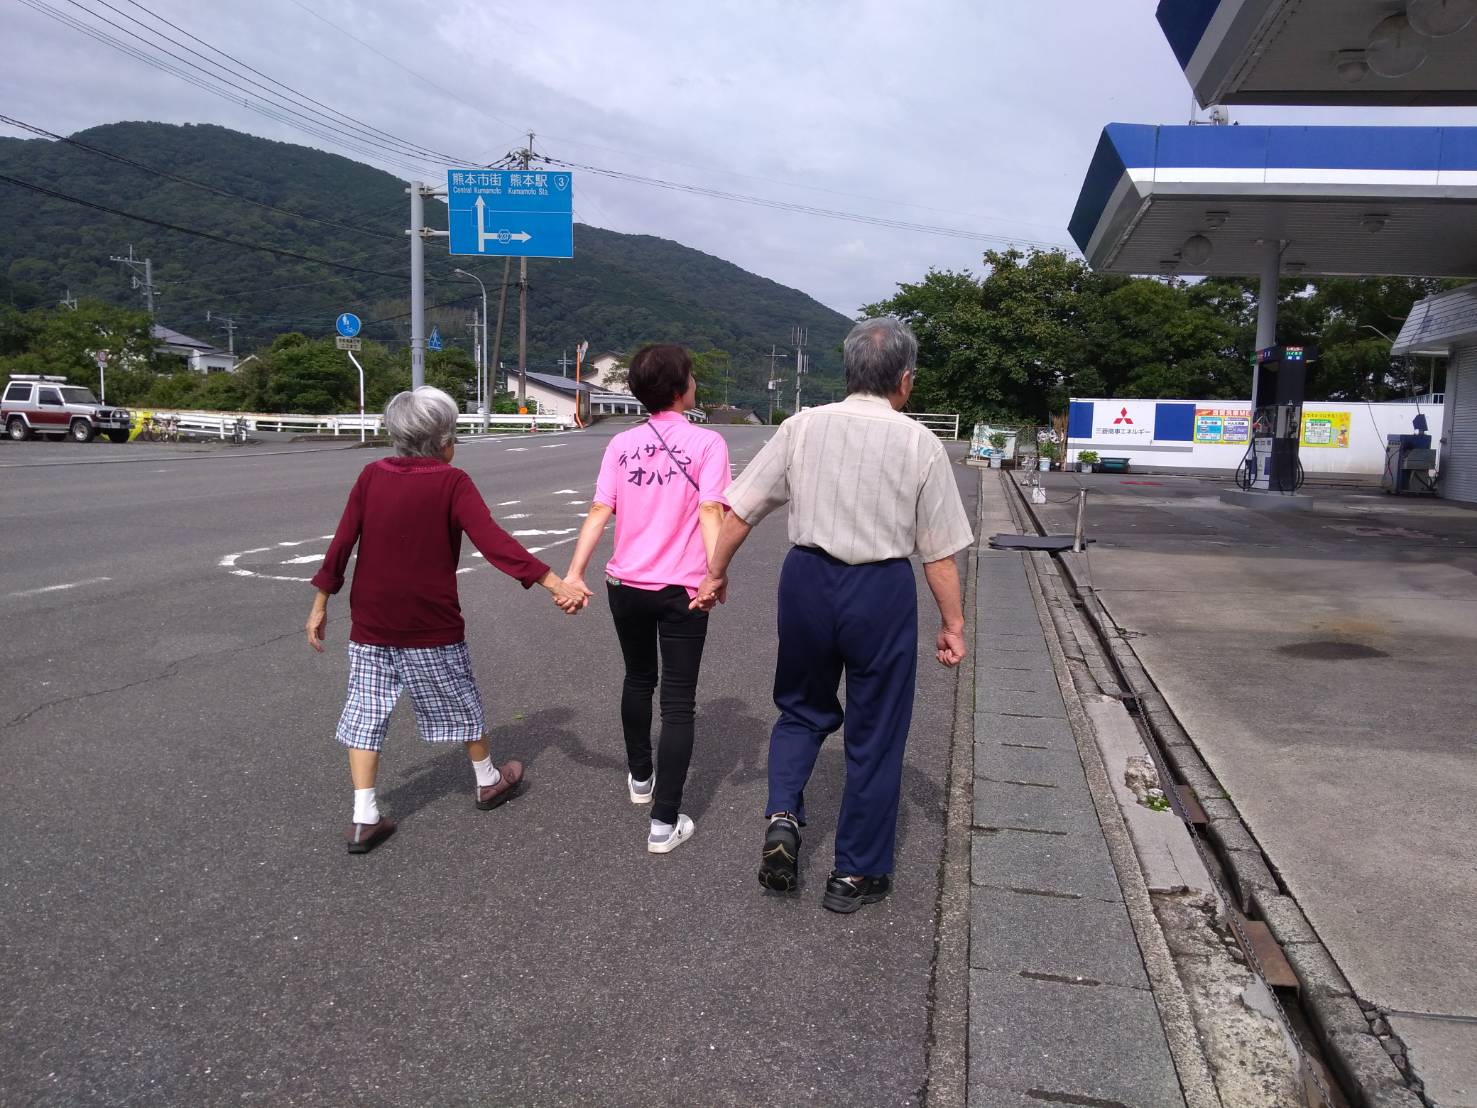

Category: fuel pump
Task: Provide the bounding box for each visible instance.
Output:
[1238,344,1314,493]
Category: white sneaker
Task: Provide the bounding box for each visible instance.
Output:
[628,773,654,805]
[647,814,694,854]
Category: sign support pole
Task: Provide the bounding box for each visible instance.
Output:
[346,350,366,443]
[410,182,426,390]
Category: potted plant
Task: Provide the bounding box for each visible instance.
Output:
[1039,441,1058,471]
[1077,449,1099,474]
[988,431,1007,469]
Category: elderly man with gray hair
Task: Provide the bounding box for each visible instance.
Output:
[692,316,973,912]
[307,386,585,855]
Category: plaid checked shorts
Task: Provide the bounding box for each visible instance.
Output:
[335,641,486,752]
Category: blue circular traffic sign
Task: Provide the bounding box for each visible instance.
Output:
[335,313,362,338]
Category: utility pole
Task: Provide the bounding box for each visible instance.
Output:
[58,289,78,311]
[207,310,238,356]
[110,245,156,315]
[765,345,788,425]
[557,349,573,377]
[490,257,512,406]
[408,183,426,389]
[516,132,534,409]
[791,325,808,416]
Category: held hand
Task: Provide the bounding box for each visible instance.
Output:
[306,605,328,652]
[563,574,594,608]
[936,626,966,668]
[689,573,727,611]
[546,575,589,614]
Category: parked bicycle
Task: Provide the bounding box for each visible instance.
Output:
[138,414,180,443]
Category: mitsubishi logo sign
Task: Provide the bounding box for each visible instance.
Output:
[1092,400,1153,441]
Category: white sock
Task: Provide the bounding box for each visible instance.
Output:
[353,787,380,825]
[650,819,674,839]
[471,756,501,789]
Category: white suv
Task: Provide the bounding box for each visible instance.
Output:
[2,375,133,443]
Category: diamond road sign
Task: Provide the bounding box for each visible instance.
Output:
[447,169,572,258]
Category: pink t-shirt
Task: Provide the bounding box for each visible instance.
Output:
[594,413,730,593]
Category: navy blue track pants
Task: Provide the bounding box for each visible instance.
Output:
[765,545,918,876]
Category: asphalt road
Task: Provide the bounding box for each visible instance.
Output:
[0,423,978,1107]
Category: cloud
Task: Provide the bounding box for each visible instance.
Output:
[3,0,1476,317]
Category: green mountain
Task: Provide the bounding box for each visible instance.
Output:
[0,121,851,409]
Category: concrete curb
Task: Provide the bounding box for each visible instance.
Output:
[920,474,983,1108]
[1012,479,1425,1108]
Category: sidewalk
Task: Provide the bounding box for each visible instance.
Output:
[967,475,1189,1107]
[1022,470,1477,1108]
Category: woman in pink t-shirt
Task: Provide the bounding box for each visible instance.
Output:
[563,345,730,854]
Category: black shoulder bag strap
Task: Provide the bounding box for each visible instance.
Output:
[645,418,702,493]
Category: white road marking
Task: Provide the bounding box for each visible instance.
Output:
[496,500,521,506]
[526,536,579,555]
[539,444,566,449]
[501,513,530,520]
[511,528,577,537]
[565,499,585,505]
[553,489,578,494]
[219,536,335,583]
[6,576,112,598]
[506,448,528,453]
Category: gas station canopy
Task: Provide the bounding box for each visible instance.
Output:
[1158,0,1477,107]
[1068,123,1477,278]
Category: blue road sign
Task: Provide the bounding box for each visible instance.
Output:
[335,312,361,338]
[428,326,443,352]
[447,169,573,258]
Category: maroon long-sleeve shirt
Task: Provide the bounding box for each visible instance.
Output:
[311,456,550,647]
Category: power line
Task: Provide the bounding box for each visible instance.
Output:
[115,0,478,168]
[0,170,423,282]
[61,0,469,170]
[283,0,531,140]
[277,0,1069,237]
[0,114,402,243]
[17,0,444,178]
[542,156,1072,250]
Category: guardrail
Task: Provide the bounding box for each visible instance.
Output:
[908,412,960,440]
[143,409,576,439]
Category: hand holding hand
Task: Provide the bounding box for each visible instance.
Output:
[559,573,594,613]
[936,625,966,668]
[543,571,589,614]
[689,573,728,611]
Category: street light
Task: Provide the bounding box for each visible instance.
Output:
[453,267,488,429]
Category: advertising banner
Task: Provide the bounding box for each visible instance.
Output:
[1301,411,1351,448]
[1194,406,1251,445]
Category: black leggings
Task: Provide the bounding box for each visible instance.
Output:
[607,582,710,825]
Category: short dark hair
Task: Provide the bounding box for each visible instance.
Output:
[844,317,917,396]
[628,344,692,413]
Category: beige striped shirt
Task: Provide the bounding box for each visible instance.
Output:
[725,393,974,565]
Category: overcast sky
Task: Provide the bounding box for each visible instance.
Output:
[5,0,1477,316]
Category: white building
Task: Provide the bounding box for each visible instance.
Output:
[152,325,236,373]
[1393,283,1477,504]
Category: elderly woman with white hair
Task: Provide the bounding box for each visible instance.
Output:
[307,385,585,855]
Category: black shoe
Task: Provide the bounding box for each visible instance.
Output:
[758,816,801,893]
[822,871,891,913]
